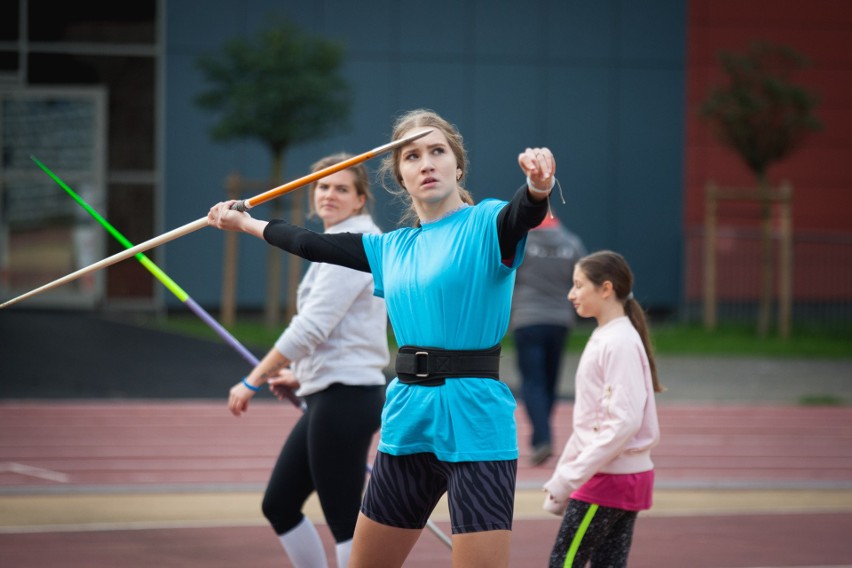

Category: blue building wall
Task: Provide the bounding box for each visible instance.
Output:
[163,0,686,312]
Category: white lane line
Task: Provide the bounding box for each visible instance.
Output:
[0,462,70,483]
[0,518,268,534]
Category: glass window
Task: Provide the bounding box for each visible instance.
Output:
[0,2,18,41]
[28,53,155,170]
[28,1,156,44]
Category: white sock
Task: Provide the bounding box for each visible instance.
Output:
[335,538,353,568]
[277,516,328,568]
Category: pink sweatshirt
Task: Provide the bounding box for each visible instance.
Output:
[543,316,660,508]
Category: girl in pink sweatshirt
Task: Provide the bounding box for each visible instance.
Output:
[543,250,664,567]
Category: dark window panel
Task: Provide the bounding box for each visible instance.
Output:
[28,0,156,44]
[0,51,19,73]
[105,182,155,298]
[0,2,19,41]
[28,53,155,170]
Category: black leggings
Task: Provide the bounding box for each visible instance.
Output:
[261,383,384,542]
[549,499,638,568]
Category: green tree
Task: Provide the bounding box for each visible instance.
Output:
[700,41,821,337]
[196,16,352,327]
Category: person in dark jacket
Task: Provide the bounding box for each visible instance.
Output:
[510,215,585,465]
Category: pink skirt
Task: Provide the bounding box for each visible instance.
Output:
[571,470,654,511]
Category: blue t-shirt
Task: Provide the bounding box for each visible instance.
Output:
[362,199,527,461]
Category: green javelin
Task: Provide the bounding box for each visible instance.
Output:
[31,156,186,300]
[30,155,300,407]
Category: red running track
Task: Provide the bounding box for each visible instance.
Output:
[2,401,852,567]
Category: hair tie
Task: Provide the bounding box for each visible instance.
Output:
[626,292,634,301]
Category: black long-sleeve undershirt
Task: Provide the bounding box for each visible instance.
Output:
[262,184,549,272]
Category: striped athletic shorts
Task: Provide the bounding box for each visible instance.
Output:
[361,451,517,534]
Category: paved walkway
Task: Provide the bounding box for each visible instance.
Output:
[502,351,852,405]
[2,308,852,566]
[3,308,851,404]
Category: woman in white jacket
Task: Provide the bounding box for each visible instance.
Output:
[226,154,389,568]
[543,250,663,568]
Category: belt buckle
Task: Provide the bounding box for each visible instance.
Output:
[414,351,429,377]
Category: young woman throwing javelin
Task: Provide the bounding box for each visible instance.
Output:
[209,108,556,567]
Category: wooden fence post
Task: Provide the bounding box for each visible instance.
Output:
[778,181,794,339]
[220,172,241,327]
[221,173,285,329]
[703,182,718,331]
[264,202,283,330]
[701,181,794,336]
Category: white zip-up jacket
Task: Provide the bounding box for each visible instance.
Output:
[543,316,660,506]
[274,214,389,397]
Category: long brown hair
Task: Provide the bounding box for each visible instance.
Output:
[577,250,664,393]
[377,109,474,227]
[306,152,372,218]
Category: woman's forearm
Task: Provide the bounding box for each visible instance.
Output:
[243,347,291,390]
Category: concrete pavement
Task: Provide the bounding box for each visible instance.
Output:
[501,351,852,405]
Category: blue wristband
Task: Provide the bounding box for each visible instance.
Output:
[242,377,261,392]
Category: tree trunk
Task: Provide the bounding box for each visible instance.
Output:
[756,176,773,337]
[286,190,304,323]
[264,154,285,329]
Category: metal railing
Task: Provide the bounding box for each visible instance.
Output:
[684,228,852,331]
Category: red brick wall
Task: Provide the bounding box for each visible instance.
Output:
[685,0,852,301]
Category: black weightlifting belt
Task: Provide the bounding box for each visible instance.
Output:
[395,344,501,386]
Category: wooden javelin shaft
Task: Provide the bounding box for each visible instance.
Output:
[232,129,429,211]
[233,132,421,210]
[0,130,430,309]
